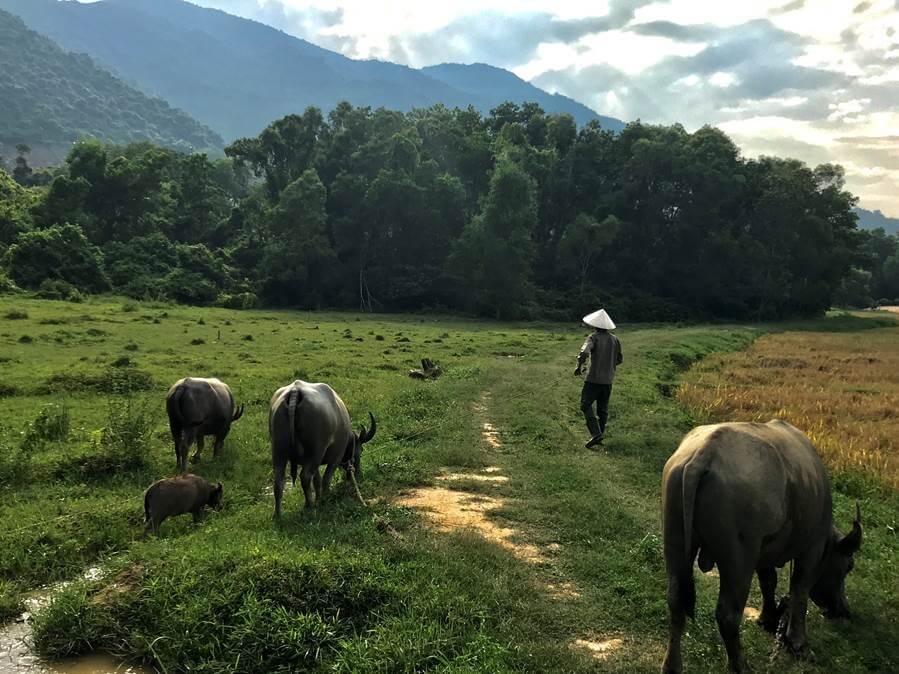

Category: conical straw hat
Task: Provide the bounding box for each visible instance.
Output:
[582,308,616,330]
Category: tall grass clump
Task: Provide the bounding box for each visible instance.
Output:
[20,403,71,452]
[95,396,156,471]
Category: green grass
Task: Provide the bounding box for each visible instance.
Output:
[1,296,897,672]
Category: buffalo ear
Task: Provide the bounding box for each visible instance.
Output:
[839,501,862,555]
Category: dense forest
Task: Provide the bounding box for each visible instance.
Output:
[2,101,897,320]
[0,9,221,152]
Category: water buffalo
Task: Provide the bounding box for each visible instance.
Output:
[269,380,376,517]
[661,419,862,673]
[166,377,244,472]
[144,474,223,535]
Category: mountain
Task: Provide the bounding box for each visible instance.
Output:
[0,0,625,141]
[0,8,221,152]
[855,207,899,235]
[422,63,624,131]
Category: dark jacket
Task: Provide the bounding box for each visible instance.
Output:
[577,330,623,385]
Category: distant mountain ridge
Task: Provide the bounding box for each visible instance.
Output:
[0,0,625,141]
[0,7,221,151]
[855,207,899,234]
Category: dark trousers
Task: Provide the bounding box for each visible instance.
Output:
[580,382,612,438]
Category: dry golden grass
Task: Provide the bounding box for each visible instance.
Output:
[678,325,899,491]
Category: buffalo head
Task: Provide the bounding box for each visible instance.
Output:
[208,482,224,510]
[349,413,377,480]
[810,502,862,618]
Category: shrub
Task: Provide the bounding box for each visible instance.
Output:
[7,223,108,293]
[216,292,257,309]
[21,403,70,453]
[0,581,22,622]
[92,396,155,472]
[0,382,20,397]
[4,309,27,319]
[190,338,205,345]
[0,271,19,294]
[36,365,154,395]
[34,279,85,303]
[17,334,32,343]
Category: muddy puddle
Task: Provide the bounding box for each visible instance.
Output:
[0,569,154,674]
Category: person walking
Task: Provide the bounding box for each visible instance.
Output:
[574,308,622,448]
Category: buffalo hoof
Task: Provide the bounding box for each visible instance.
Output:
[774,631,816,664]
[757,614,779,633]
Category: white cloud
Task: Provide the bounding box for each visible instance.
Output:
[709,71,738,87]
[183,0,899,215]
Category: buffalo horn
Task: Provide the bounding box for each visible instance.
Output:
[360,412,377,444]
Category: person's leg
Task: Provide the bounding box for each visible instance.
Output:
[580,383,601,439]
[596,384,612,436]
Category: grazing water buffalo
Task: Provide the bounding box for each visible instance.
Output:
[144,474,223,535]
[269,380,376,516]
[166,377,244,472]
[661,419,862,673]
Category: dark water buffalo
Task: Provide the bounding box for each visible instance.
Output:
[166,377,244,472]
[661,419,862,673]
[144,474,223,535]
[269,380,376,516]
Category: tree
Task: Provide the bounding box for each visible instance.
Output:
[5,223,108,292]
[226,108,325,200]
[12,144,33,186]
[449,159,537,318]
[258,168,334,306]
[0,168,34,249]
[556,214,620,293]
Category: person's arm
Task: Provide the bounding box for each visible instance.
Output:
[616,338,623,365]
[575,335,592,375]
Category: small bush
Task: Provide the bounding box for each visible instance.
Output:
[242,334,253,341]
[4,309,28,320]
[21,403,71,452]
[37,365,154,395]
[0,382,20,397]
[0,581,22,622]
[190,338,206,345]
[34,279,84,303]
[18,334,33,343]
[123,343,139,351]
[217,292,258,310]
[110,356,132,368]
[93,396,155,472]
[121,302,137,313]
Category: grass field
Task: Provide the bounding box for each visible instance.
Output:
[1,297,897,673]
[679,315,899,491]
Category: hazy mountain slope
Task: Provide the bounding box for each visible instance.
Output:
[422,63,625,131]
[0,8,221,151]
[855,207,899,234]
[0,0,623,140]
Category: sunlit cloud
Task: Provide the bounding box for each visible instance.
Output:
[180,0,899,215]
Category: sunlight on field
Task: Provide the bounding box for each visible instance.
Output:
[679,321,899,490]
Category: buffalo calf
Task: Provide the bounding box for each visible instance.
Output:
[144,474,223,534]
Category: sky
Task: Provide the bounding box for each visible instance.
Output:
[185,0,899,216]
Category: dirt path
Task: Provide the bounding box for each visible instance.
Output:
[396,391,624,662]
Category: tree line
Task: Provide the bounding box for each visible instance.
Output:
[2,101,896,319]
